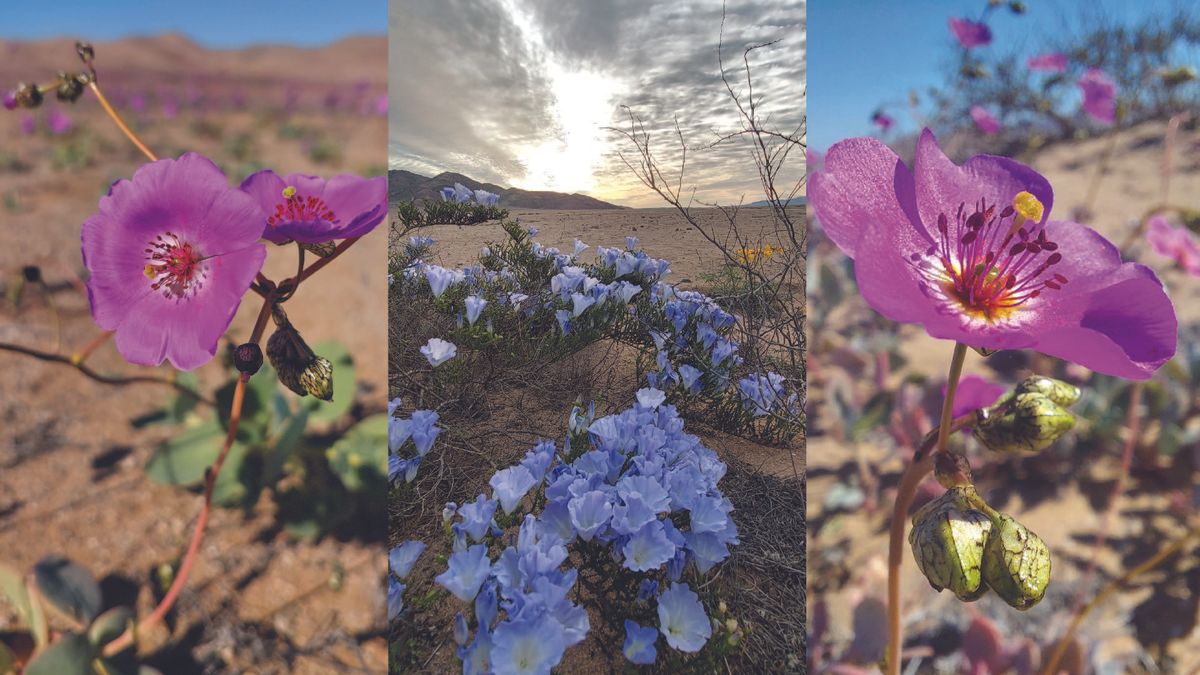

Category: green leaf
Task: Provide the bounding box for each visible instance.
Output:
[23,633,93,675]
[216,363,278,442]
[264,403,308,485]
[210,442,253,507]
[87,606,133,648]
[303,341,355,423]
[144,421,226,487]
[0,564,33,632]
[32,558,101,624]
[849,391,893,442]
[325,414,388,492]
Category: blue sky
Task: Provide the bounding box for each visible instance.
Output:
[0,1,385,49]
[809,0,1197,152]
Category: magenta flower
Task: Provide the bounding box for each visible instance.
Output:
[46,109,72,135]
[808,129,1176,380]
[945,375,1006,419]
[969,106,1002,136]
[239,171,386,244]
[81,153,267,370]
[2,90,16,110]
[806,148,824,172]
[1146,215,1200,276]
[1027,53,1067,73]
[872,111,894,132]
[949,18,992,49]
[1078,69,1116,125]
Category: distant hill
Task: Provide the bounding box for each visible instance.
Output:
[745,197,806,208]
[389,170,625,210]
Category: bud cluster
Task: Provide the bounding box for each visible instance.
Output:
[972,376,1080,454]
[3,72,92,111]
[909,486,1050,609]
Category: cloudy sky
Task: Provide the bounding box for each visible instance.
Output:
[390,0,804,207]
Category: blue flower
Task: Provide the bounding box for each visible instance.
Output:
[656,583,712,652]
[573,239,589,257]
[635,387,666,409]
[625,236,639,250]
[457,494,499,542]
[424,265,460,298]
[454,611,470,646]
[475,578,499,629]
[678,364,702,392]
[435,544,492,602]
[567,490,612,541]
[388,577,405,620]
[409,410,441,456]
[570,292,596,317]
[388,417,411,454]
[555,309,572,335]
[490,615,567,675]
[420,337,457,367]
[622,620,659,665]
[465,295,487,326]
[490,465,537,514]
[460,625,493,675]
[389,540,425,579]
[623,520,676,571]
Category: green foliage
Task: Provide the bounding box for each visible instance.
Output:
[394,198,507,230]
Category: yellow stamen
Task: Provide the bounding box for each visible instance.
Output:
[144,264,157,279]
[1012,191,1044,224]
[282,185,297,199]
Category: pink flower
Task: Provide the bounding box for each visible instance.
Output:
[1027,53,1067,73]
[1146,215,1200,275]
[949,18,992,49]
[969,106,1002,135]
[47,109,72,135]
[808,129,1177,380]
[807,148,824,173]
[945,375,1006,420]
[239,171,387,244]
[1078,69,1116,125]
[872,111,894,132]
[81,153,267,370]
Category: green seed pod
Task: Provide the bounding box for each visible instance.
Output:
[973,391,1075,454]
[908,486,993,602]
[1014,376,1081,407]
[982,513,1051,610]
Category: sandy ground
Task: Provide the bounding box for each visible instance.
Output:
[0,37,387,673]
[808,119,1200,672]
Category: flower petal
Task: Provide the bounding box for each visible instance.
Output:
[808,136,923,258]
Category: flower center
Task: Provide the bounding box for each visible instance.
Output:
[910,191,1068,323]
[143,232,207,300]
[267,185,338,228]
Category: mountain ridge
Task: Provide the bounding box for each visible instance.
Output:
[389,169,626,210]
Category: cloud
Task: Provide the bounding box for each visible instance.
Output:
[389,0,805,207]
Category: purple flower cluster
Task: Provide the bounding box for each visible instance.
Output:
[435,392,735,670]
[737,372,799,418]
[389,398,442,484]
[389,540,424,620]
[81,153,385,370]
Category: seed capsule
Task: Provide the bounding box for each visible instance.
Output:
[982,513,1051,609]
[973,391,1075,454]
[266,307,334,400]
[908,486,993,601]
[1014,375,1081,407]
[233,342,264,375]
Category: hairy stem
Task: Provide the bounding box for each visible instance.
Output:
[886,341,968,675]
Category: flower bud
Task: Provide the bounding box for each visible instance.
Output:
[233,342,264,375]
[982,513,1051,609]
[11,83,43,109]
[1014,376,1080,407]
[55,72,88,103]
[908,486,992,601]
[972,391,1074,454]
[266,307,334,400]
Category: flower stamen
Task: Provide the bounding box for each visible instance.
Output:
[144,232,208,300]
